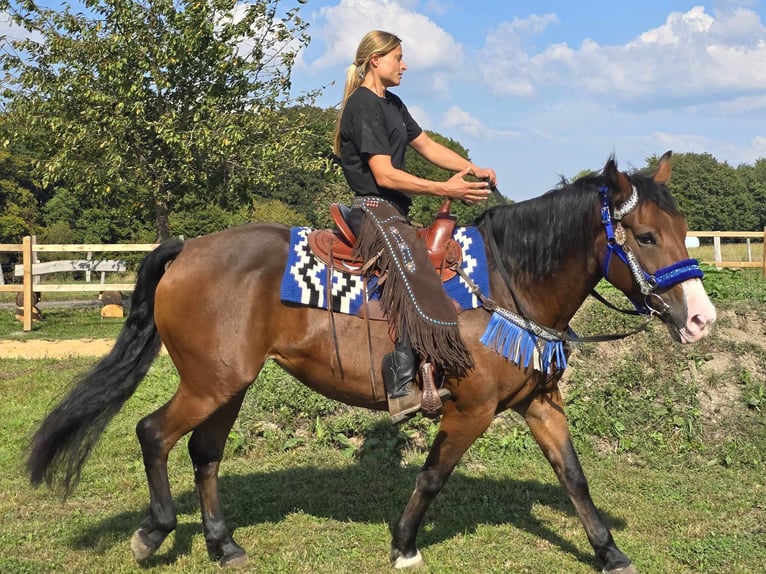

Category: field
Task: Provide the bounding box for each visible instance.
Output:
[0,267,765,573]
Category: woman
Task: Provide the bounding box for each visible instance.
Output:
[333,30,497,423]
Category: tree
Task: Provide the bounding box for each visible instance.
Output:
[0,148,40,242]
[646,152,755,232]
[0,0,321,240]
[738,159,766,231]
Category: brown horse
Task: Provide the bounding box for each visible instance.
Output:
[27,152,715,573]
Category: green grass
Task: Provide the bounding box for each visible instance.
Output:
[3,323,766,573]
[0,305,125,340]
[1,268,765,572]
[690,240,764,267]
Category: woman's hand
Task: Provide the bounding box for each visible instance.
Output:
[443,167,493,204]
[467,165,497,188]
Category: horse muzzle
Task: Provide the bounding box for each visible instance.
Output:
[660,278,717,344]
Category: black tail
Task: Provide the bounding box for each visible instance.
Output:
[26,238,185,496]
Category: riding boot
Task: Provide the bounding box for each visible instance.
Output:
[382,350,422,424]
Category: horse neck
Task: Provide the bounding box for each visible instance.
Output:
[481,200,604,331]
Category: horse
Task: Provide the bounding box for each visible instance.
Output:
[26,151,716,573]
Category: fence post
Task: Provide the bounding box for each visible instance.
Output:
[713,236,721,266]
[22,235,33,332]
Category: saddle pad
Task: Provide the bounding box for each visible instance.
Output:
[280,226,489,315]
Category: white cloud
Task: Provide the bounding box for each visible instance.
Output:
[407,104,432,129]
[440,105,520,140]
[308,0,464,70]
[478,14,560,98]
[0,11,43,45]
[480,7,766,107]
[441,105,484,138]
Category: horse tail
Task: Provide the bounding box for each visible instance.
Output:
[26,238,185,496]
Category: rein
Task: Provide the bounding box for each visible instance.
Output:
[468,181,704,350]
[456,223,651,346]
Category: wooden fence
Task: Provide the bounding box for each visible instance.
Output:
[686,229,766,274]
[0,236,157,331]
[1,230,765,332]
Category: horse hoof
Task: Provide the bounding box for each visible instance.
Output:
[220,551,248,568]
[603,564,638,574]
[392,549,425,569]
[130,530,154,563]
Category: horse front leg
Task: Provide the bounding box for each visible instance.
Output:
[519,390,636,574]
[391,404,495,569]
[187,390,248,567]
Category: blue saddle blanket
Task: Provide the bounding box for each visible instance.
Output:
[280,226,490,315]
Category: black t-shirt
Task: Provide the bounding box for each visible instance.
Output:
[338,86,422,215]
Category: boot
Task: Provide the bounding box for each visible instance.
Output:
[382,350,421,424]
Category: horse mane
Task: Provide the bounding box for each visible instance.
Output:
[475,164,679,282]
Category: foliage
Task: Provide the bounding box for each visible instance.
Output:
[697,265,766,303]
[0,0,322,240]
[645,151,757,231]
[0,148,40,242]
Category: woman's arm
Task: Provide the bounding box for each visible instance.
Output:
[367,154,491,204]
[409,132,497,185]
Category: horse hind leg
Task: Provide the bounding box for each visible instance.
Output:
[131,384,245,563]
[187,390,248,567]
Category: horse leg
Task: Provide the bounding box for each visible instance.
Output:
[520,390,636,574]
[187,390,248,567]
[390,405,495,568]
[131,387,238,563]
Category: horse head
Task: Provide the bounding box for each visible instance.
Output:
[600,151,716,343]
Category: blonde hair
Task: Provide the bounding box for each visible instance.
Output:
[332,30,402,156]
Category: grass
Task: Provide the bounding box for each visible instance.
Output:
[1,268,765,572]
[689,240,764,267]
[1,356,764,573]
[0,305,125,340]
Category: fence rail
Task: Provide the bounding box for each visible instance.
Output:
[0,236,157,331]
[2,230,765,332]
[686,229,766,272]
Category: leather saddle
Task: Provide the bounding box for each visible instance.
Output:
[307,199,463,281]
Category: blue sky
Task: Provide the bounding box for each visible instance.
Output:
[3,1,765,202]
[292,0,766,201]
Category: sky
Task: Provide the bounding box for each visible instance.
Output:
[291,0,766,201]
[3,1,765,203]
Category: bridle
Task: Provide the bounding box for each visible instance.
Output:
[598,184,703,318]
[455,179,706,358]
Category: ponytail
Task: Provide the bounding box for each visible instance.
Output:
[332,63,364,156]
[332,31,402,157]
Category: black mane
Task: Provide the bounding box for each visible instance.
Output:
[474,167,679,281]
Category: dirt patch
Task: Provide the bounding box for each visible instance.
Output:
[1,338,116,359]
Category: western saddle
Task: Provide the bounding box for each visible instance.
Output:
[307,199,463,281]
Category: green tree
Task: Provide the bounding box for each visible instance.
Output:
[0,0,321,241]
[738,159,766,231]
[646,152,755,231]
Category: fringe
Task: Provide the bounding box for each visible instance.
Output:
[353,206,473,376]
[480,311,569,374]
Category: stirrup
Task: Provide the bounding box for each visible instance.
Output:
[420,362,450,419]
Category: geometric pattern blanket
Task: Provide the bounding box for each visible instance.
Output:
[280,226,490,315]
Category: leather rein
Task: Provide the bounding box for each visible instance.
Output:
[458,182,704,345]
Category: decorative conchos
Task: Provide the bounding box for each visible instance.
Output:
[614,223,627,246]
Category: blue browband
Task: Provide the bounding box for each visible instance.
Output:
[599,185,703,315]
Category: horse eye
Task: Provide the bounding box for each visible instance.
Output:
[635,233,656,245]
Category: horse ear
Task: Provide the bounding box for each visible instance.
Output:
[653,150,673,184]
[603,155,633,202]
